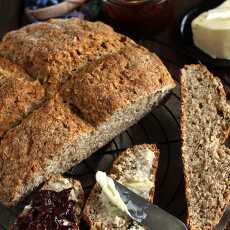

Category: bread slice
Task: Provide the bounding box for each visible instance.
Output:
[0,57,45,137]
[180,64,230,230]
[83,144,160,229]
[10,174,84,230]
[0,46,175,207]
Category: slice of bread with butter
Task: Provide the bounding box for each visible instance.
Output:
[192,0,230,60]
[180,65,230,230]
[83,144,160,229]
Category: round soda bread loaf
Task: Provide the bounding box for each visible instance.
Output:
[0,18,175,207]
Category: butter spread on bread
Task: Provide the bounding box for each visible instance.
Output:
[96,171,130,216]
[83,144,160,229]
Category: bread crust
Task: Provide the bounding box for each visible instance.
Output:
[83,144,160,229]
[180,64,230,230]
[61,47,175,126]
[0,57,45,137]
[0,18,137,93]
[0,95,92,206]
[0,19,175,207]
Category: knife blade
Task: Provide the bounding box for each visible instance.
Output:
[114,180,188,230]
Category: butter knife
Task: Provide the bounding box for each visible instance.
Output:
[114,180,188,230]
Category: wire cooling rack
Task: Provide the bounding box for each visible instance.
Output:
[0,82,187,229]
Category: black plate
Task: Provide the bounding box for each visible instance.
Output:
[179,0,230,68]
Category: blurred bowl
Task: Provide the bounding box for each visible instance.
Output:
[103,0,174,37]
[25,0,85,21]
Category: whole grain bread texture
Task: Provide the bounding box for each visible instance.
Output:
[180,64,230,230]
[0,19,175,207]
[83,144,160,229]
[0,18,138,94]
[10,174,84,230]
[0,57,45,138]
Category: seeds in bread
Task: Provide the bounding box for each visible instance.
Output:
[10,174,84,230]
[0,57,45,137]
[180,64,230,230]
[83,144,160,229]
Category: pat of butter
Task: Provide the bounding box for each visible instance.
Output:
[125,179,153,194]
[192,0,230,59]
[96,171,130,216]
[207,9,230,20]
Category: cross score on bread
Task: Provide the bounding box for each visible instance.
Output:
[0,18,175,207]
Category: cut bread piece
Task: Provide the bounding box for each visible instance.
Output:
[0,57,45,137]
[10,175,84,230]
[0,45,175,207]
[180,64,230,230]
[83,144,160,229]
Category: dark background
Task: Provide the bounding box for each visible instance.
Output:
[0,0,203,37]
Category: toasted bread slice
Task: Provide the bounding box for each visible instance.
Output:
[83,144,160,229]
[180,64,230,230]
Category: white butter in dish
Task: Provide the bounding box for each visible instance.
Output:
[192,0,230,60]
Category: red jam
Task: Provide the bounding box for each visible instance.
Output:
[102,0,174,37]
[13,189,76,230]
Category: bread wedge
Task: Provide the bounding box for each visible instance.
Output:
[0,44,175,207]
[83,144,160,229]
[10,175,84,230]
[180,64,230,230]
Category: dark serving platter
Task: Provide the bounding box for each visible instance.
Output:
[179,0,230,68]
